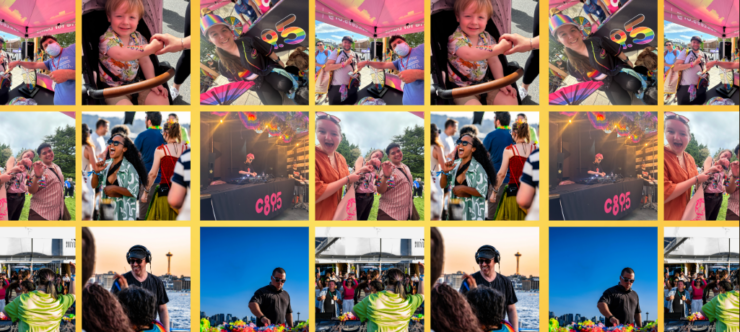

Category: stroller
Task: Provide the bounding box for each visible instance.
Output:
[80,0,174,105]
[430,0,523,105]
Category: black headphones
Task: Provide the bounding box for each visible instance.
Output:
[126,245,152,265]
[475,245,501,265]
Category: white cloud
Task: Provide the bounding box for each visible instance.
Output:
[664,22,695,34]
[331,35,345,40]
[678,35,692,41]
[0,112,76,155]
[316,22,345,34]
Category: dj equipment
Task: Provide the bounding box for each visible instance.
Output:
[227,174,268,185]
[690,321,713,332]
[665,320,689,332]
[575,175,621,185]
[126,245,152,264]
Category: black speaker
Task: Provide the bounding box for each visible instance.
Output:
[721,41,733,60]
[624,147,636,177]
[276,146,287,177]
[21,41,34,60]
[370,41,383,60]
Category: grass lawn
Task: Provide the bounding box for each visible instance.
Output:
[19,195,76,221]
[368,195,425,221]
[717,194,728,221]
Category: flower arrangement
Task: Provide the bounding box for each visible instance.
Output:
[548,319,657,332]
[62,314,76,322]
[411,314,424,322]
[688,312,707,322]
[340,312,358,322]
[200,319,309,332]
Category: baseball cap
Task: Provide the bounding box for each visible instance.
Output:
[342,36,353,43]
[690,36,702,43]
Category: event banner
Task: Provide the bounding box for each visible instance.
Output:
[245,0,309,52]
[593,0,658,53]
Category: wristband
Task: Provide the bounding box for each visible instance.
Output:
[529,38,533,50]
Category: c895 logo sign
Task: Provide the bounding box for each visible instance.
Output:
[256,192,283,216]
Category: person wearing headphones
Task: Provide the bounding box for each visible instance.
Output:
[460,245,519,332]
[111,245,170,332]
[249,267,293,328]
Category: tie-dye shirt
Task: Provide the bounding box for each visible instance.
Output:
[353,290,424,332]
[3,290,76,332]
[99,26,146,86]
[97,157,140,221]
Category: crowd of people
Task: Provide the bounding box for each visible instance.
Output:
[316,266,425,330]
[430,228,519,332]
[0,267,76,331]
[81,112,191,220]
[431,112,539,220]
[664,269,739,330]
[82,228,172,332]
[314,112,419,221]
[1,143,70,221]
[663,112,739,220]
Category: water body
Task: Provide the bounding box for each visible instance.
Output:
[516,291,539,330]
[167,290,191,330]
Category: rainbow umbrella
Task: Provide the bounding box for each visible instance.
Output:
[548,81,603,105]
[200,81,255,105]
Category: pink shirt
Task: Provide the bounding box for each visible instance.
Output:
[7,171,29,194]
[378,163,413,220]
[343,280,356,300]
[30,164,65,220]
[704,171,727,194]
[691,280,706,299]
[729,185,739,216]
[356,172,379,194]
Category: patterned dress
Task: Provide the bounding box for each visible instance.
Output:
[97,157,140,221]
[99,26,146,86]
[447,26,495,86]
[447,158,489,220]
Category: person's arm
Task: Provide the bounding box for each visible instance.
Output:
[150,34,191,55]
[634,312,642,328]
[456,39,512,62]
[7,60,49,71]
[106,39,163,62]
[357,60,397,71]
[287,313,293,328]
[168,182,187,209]
[248,302,270,325]
[433,146,447,170]
[496,150,512,191]
[143,150,163,202]
[316,168,367,203]
[139,54,157,80]
[417,263,424,296]
[68,263,76,295]
[597,302,619,325]
[158,304,170,332]
[452,184,483,198]
[665,167,719,203]
[516,182,536,210]
[507,304,519,332]
[103,185,133,198]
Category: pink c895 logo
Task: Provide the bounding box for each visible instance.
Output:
[255,192,283,216]
[604,192,631,216]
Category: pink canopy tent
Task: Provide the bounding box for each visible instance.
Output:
[548,0,581,11]
[316,0,424,38]
[0,0,75,38]
[200,0,232,11]
[665,0,739,37]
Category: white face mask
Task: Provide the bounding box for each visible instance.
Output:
[394,42,410,57]
[45,42,61,57]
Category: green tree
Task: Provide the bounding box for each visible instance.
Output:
[684,133,709,167]
[391,124,424,179]
[336,133,361,167]
[0,143,12,167]
[53,32,76,48]
[401,32,424,48]
[42,125,75,178]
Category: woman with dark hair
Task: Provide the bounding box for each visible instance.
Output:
[201,11,295,105]
[441,133,497,220]
[725,144,739,221]
[142,122,184,220]
[352,267,425,331]
[549,13,649,105]
[495,122,536,220]
[432,284,483,332]
[431,124,446,220]
[2,267,75,332]
[82,123,98,220]
[467,286,513,332]
[117,285,160,331]
[92,134,149,220]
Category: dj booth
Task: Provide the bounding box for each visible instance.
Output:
[549,178,643,220]
[201,178,296,220]
[316,320,424,332]
[665,320,715,332]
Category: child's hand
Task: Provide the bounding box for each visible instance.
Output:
[497,38,512,52]
[146,38,165,55]
[151,85,168,98]
[500,85,515,96]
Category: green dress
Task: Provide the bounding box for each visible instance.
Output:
[3,290,75,332]
[446,158,489,220]
[701,290,738,332]
[97,157,140,221]
[352,290,424,332]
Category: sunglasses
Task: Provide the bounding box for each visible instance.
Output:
[316,111,341,124]
[665,112,690,124]
[272,276,286,283]
[107,139,123,147]
[622,276,635,283]
[130,258,144,265]
[456,139,471,147]
[478,258,492,264]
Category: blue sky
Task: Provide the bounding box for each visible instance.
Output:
[549,227,658,320]
[200,228,309,321]
[316,20,367,45]
[664,21,715,44]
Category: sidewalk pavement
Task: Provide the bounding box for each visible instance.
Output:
[665,66,729,105]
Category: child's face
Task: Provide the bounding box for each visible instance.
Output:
[457,3,489,37]
[108,3,141,36]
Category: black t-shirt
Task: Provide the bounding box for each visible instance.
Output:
[249,284,292,326]
[111,272,170,320]
[598,284,641,326]
[290,169,302,179]
[241,162,260,175]
[589,162,602,176]
[567,36,625,80]
[236,36,276,77]
[459,272,518,320]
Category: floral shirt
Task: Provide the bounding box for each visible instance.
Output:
[447,26,495,86]
[97,157,140,221]
[446,158,489,220]
[99,26,146,87]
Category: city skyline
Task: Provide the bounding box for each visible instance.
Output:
[439,228,539,276]
[550,228,658,320]
[90,227,191,276]
[200,228,309,320]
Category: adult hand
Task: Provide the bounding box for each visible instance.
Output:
[489,190,497,203]
[693,57,702,67]
[50,69,73,84]
[104,186,121,198]
[706,60,717,70]
[609,317,620,326]
[398,69,421,83]
[260,316,271,326]
[731,161,739,177]
[151,85,168,97]
[344,57,353,67]
[141,191,148,203]
[94,161,107,173]
[347,172,362,183]
[332,294,338,301]
[443,160,455,173]
[499,34,531,55]
[33,161,46,178]
[146,38,164,55]
[151,34,186,55]
[7,60,18,71]
[381,161,395,177]
[462,273,478,290]
[114,273,129,289]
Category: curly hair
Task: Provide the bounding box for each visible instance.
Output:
[431,227,444,282]
[114,134,149,189]
[83,283,135,332]
[117,286,157,329]
[82,227,96,284]
[468,134,498,187]
[466,286,507,330]
[431,283,483,332]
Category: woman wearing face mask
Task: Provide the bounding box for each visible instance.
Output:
[441,133,497,220]
[703,149,733,220]
[314,112,374,220]
[8,35,76,105]
[3,150,35,220]
[357,35,425,105]
[201,11,295,105]
[355,149,384,221]
[494,122,536,220]
[664,112,723,220]
[92,134,149,221]
[549,14,647,105]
